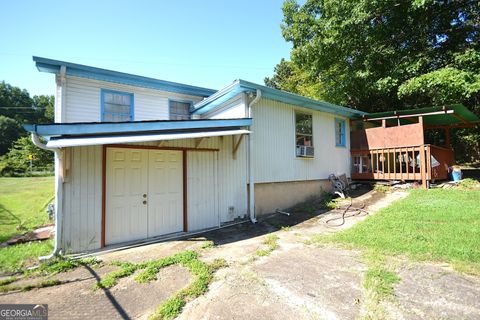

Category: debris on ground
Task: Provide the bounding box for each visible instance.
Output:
[0,225,54,248]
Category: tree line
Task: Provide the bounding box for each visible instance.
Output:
[0,81,54,176]
[265,0,480,163]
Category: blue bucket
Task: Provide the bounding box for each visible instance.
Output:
[451,170,462,181]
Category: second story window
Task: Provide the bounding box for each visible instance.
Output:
[101,89,133,122]
[169,100,191,120]
[335,118,346,147]
[295,112,314,158]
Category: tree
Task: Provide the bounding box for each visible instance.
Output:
[0,81,34,122]
[32,95,55,123]
[0,136,53,176]
[266,0,480,161]
[0,116,21,155]
[267,0,480,110]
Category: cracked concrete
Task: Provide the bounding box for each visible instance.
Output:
[1,189,479,320]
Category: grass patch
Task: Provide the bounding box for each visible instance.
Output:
[459,178,480,190]
[94,261,137,289]
[95,250,225,319]
[201,240,215,249]
[151,257,226,320]
[0,279,61,293]
[255,234,279,257]
[373,184,390,193]
[0,177,54,243]
[331,188,480,274]
[26,256,100,276]
[363,252,400,300]
[0,177,55,274]
[0,240,53,274]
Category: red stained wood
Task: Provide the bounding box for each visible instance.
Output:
[351,123,424,150]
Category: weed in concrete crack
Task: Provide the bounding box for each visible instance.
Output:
[0,279,62,293]
[255,234,279,257]
[150,257,226,320]
[94,262,137,290]
[201,240,215,249]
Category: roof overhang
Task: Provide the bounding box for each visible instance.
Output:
[359,104,480,128]
[46,129,250,148]
[24,118,252,148]
[192,79,366,118]
[33,56,217,97]
[24,118,252,138]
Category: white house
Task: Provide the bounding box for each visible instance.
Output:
[25,57,365,254]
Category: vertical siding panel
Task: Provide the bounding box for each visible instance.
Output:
[252,98,351,183]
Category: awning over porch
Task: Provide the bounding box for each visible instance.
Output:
[359,104,479,128]
[23,118,252,148]
[46,129,250,148]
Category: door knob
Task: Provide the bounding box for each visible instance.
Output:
[143,200,147,205]
[143,194,147,198]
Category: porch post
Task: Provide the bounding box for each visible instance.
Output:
[419,144,427,189]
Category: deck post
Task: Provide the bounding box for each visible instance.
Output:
[419,144,427,189]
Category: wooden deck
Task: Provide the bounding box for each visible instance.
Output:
[351,144,454,186]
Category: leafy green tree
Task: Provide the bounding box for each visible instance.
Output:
[32,95,55,123]
[267,0,480,161]
[0,136,53,176]
[268,0,479,110]
[0,81,34,122]
[0,116,21,155]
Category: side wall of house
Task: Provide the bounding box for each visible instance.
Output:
[61,137,247,253]
[251,98,350,214]
[200,95,247,120]
[62,76,205,123]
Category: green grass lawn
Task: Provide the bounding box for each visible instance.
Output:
[0,176,54,273]
[0,177,54,243]
[332,188,480,274]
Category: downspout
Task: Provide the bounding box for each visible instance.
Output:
[247,89,261,223]
[31,133,64,259]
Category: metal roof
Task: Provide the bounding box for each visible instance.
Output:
[33,56,217,97]
[360,104,480,128]
[45,129,250,148]
[192,79,366,118]
[23,118,252,138]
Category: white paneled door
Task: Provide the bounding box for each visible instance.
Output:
[148,150,183,237]
[105,148,183,245]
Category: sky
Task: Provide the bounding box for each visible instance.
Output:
[0,0,292,97]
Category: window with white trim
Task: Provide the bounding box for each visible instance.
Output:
[335,118,346,147]
[101,89,133,122]
[295,112,314,157]
[169,100,191,120]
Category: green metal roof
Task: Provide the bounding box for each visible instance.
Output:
[360,104,479,127]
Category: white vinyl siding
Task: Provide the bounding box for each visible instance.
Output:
[63,76,204,123]
[251,98,350,183]
[201,95,247,119]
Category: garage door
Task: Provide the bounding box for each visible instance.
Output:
[105,147,183,245]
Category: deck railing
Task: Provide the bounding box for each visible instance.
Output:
[351,144,454,186]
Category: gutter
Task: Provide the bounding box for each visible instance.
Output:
[247,89,262,223]
[31,133,64,259]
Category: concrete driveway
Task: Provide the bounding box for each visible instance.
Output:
[1,189,479,320]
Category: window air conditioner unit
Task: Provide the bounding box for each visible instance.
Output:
[296,145,314,158]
